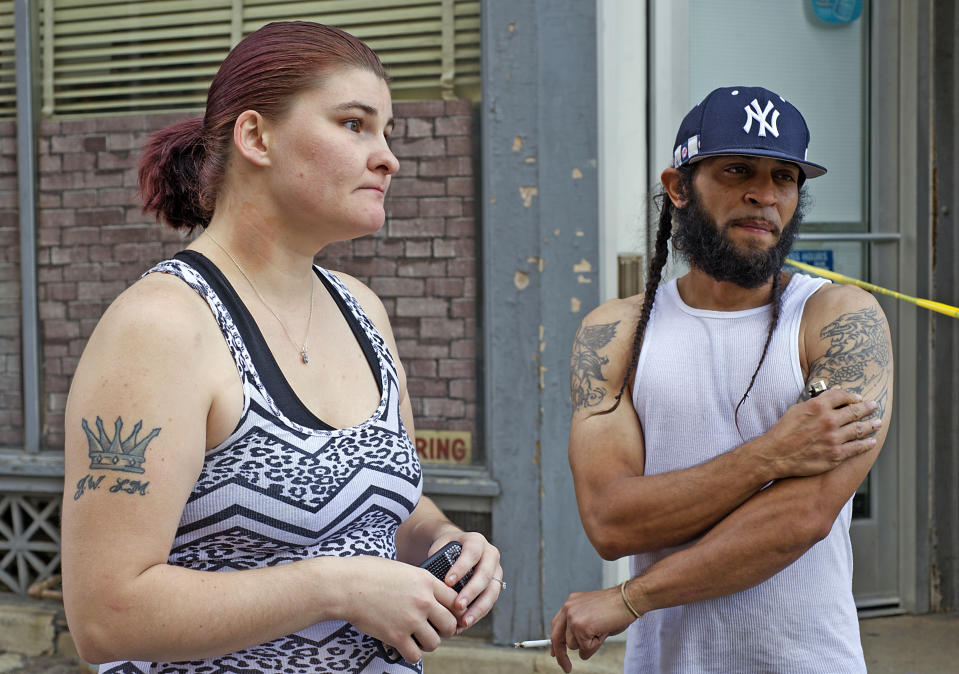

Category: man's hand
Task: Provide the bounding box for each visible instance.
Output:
[754,386,880,478]
[549,586,635,673]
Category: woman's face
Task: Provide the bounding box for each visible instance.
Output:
[265,66,399,243]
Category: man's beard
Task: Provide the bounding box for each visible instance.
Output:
[671,186,806,289]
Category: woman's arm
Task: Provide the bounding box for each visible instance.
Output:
[337,272,504,632]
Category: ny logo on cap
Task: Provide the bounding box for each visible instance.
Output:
[743,99,780,138]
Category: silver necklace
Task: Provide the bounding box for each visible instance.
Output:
[205,231,315,365]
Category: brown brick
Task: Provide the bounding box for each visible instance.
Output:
[352,239,377,257]
[375,239,405,258]
[420,397,465,418]
[445,136,473,156]
[390,137,446,159]
[83,136,107,152]
[444,100,472,115]
[82,170,125,189]
[449,379,477,402]
[426,278,464,297]
[422,317,464,339]
[38,192,63,207]
[59,119,98,134]
[62,189,97,208]
[39,154,62,173]
[97,116,149,132]
[401,240,430,258]
[76,208,125,227]
[397,260,447,278]
[39,209,76,228]
[432,239,456,258]
[419,156,472,177]
[450,338,476,359]
[435,116,472,137]
[385,198,419,218]
[106,133,139,151]
[100,225,152,243]
[445,217,476,238]
[439,359,475,379]
[396,340,448,359]
[405,359,437,377]
[39,300,65,320]
[97,151,137,170]
[405,118,434,138]
[446,176,474,196]
[450,298,476,319]
[396,101,445,117]
[395,297,448,317]
[390,177,446,198]
[50,135,86,153]
[44,319,81,341]
[389,218,446,238]
[419,198,463,218]
[408,378,448,398]
[98,187,139,207]
[370,277,424,297]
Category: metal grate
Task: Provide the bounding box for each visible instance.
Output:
[4,0,481,121]
[0,1,13,120]
[0,493,62,594]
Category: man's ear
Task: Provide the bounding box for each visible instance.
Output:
[661,167,688,208]
[233,110,271,167]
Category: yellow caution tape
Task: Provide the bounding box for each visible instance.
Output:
[785,258,959,319]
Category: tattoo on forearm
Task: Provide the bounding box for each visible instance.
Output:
[807,307,892,419]
[570,321,619,411]
[75,416,160,499]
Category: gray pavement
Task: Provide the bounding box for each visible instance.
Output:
[1,592,956,672]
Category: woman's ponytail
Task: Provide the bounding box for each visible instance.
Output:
[138,117,210,232]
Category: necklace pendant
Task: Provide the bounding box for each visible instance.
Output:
[301,349,310,365]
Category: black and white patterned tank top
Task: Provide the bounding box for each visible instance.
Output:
[100,250,424,674]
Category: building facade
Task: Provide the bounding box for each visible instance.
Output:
[1,0,956,651]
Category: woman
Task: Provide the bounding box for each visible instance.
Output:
[61,21,502,673]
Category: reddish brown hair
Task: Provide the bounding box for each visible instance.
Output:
[139,21,388,231]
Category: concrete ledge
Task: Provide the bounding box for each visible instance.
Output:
[0,593,65,657]
[422,637,624,673]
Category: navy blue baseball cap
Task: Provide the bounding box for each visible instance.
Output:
[672,86,826,179]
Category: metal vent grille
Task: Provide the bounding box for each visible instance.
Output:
[13,0,480,120]
[0,1,14,120]
[0,493,61,594]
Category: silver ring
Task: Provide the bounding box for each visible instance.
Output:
[492,577,507,590]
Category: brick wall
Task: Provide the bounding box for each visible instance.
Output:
[0,100,479,454]
[0,122,22,446]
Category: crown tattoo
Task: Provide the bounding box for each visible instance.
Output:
[83,416,161,474]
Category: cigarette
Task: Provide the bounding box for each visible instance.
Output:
[512,639,551,648]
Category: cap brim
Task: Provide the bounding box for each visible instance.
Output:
[688,149,827,179]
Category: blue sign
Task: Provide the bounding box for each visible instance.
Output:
[790,249,834,271]
[811,0,863,24]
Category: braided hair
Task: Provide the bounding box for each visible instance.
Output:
[597,165,790,433]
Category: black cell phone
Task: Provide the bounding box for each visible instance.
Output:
[377,542,474,663]
[419,541,473,592]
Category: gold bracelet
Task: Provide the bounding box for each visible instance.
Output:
[620,579,642,620]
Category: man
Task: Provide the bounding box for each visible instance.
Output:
[550,86,893,673]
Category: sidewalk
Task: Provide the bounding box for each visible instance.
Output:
[1,592,957,673]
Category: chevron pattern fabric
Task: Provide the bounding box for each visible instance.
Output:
[100,253,424,674]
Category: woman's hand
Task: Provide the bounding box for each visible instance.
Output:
[427,531,503,632]
[341,556,459,664]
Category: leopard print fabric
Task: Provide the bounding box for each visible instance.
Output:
[99,253,423,674]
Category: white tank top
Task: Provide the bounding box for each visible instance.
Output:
[626,273,866,674]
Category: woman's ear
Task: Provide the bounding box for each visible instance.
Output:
[233,110,271,167]
[660,167,688,208]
